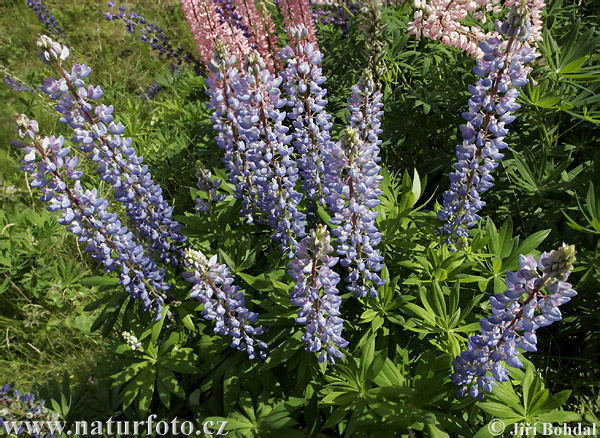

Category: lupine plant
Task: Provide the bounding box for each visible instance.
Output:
[2,0,597,436]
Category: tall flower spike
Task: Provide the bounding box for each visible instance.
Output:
[13,115,170,319]
[324,126,386,298]
[241,51,306,253]
[205,45,260,222]
[280,26,333,217]
[183,248,267,360]
[451,244,577,399]
[28,0,64,37]
[105,2,202,74]
[37,35,187,266]
[437,6,539,250]
[288,225,348,363]
[180,0,251,68]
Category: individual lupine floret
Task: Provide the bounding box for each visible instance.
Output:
[241,52,306,253]
[324,127,386,298]
[182,248,267,360]
[36,35,187,266]
[437,8,539,250]
[451,244,577,399]
[13,115,170,319]
[280,25,334,215]
[194,161,226,212]
[288,225,349,363]
[0,383,59,437]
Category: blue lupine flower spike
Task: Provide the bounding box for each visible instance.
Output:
[37,35,187,267]
[183,248,268,360]
[451,244,577,399]
[288,225,349,364]
[13,114,170,319]
[437,4,538,251]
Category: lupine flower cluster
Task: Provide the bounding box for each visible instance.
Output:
[207,46,307,252]
[357,0,389,81]
[183,249,268,360]
[27,0,64,37]
[180,0,281,72]
[451,244,578,399]
[242,53,307,252]
[236,0,282,72]
[437,4,539,250]
[13,114,171,319]
[288,225,348,363]
[213,0,252,40]
[139,81,164,101]
[202,27,388,359]
[408,0,545,58]
[324,74,386,298]
[122,331,144,352]
[0,384,58,437]
[204,47,261,222]
[2,65,35,93]
[180,0,251,69]
[408,0,502,58]
[105,2,202,75]
[37,35,187,267]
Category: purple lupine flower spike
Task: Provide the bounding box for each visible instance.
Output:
[437,5,539,251]
[13,114,170,319]
[451,244,577,399]
[280,25,334,217]
[36,35,187,267]
[288,225,348,363]
[183,248,267,360]
[324,125,386,299]
[205,45,259,222]
[105,2,202,75]
[241,51,306,253]
[27,0,64,37]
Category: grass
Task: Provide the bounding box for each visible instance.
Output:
[0,0,197,389]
